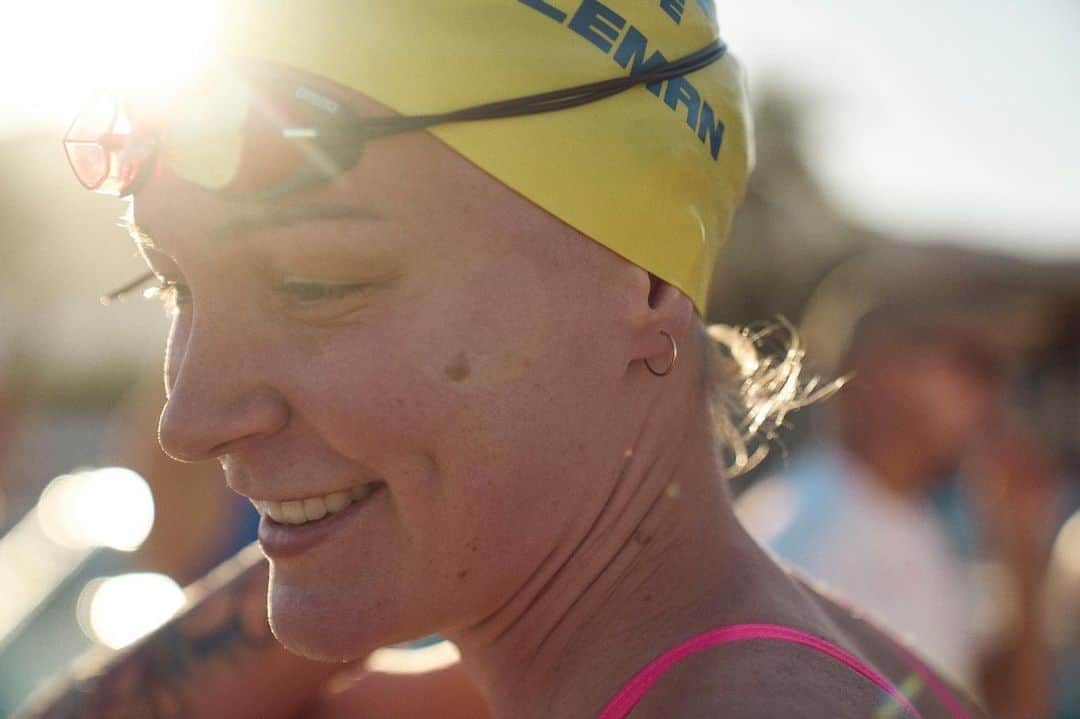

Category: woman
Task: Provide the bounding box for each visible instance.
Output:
[40,1,987,716]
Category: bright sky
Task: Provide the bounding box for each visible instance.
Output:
[1,1,1077,258]
[721,0,1080,257]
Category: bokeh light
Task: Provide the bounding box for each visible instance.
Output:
[367,640,462,675]
[36,467,154,551]
[76,573,186,650]
[1055,512,1080,581]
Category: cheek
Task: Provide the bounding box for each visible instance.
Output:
[290,329,447,457]
[400,252,559,389]
[287,250,570,480]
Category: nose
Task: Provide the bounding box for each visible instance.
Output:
[158,306,290,463]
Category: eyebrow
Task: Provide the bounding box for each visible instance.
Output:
[121,203,384,253]
[107,204,384,304]
[209,204,384,246]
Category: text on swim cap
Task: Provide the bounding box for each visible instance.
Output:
[659,0,685,24]
[657,0,720,26]
[519,0,726,160]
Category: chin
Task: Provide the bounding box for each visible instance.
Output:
[267,581,383,663]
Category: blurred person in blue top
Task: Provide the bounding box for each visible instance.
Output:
[739,305,1059,717]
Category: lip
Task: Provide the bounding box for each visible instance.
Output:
[258,484,385,559]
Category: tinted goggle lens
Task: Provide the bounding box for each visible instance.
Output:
[64,93,131,193]
[63,72,348,199]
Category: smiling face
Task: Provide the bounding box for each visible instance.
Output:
[132,67,653,661]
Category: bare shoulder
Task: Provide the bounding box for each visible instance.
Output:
[626,635,892,719]
[625,608,991,719]
[809,589,990,719]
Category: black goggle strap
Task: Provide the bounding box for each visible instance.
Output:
[300,39,727,142]
[249,39,727,200]
[215,39,728,201]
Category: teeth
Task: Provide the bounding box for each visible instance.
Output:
[325,490,351,513]
[303,497,327,522]
[262,484,378,526]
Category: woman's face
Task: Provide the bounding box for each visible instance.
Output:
[134,69,646,660]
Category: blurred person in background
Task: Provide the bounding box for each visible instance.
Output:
[17,1,991,717]
[739,307,1059,717]
[965,419,1060,719]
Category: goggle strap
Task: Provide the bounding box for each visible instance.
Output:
[317,39,726,140]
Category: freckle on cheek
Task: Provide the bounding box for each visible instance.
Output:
[444,352,471,382]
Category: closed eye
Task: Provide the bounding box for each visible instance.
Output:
[275,277,370,307]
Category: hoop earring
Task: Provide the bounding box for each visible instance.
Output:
[645,330,678,377]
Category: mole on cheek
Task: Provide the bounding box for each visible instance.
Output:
[444,352,471,382]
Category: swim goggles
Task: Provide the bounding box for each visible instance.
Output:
[63,40,726,202]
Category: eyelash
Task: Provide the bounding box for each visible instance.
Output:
[274,279,369,305]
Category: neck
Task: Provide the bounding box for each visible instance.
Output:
[446,371,777,718]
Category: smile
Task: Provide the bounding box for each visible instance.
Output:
[258,483,381,526]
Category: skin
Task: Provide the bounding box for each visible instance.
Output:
[40,65,989,718]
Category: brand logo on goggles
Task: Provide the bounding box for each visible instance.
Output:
[295,87,340,115]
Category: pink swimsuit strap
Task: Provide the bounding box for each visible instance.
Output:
[597,623,968,719]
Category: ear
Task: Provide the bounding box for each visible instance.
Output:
[627,272,695,368]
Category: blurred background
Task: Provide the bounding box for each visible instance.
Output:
[0,1,1077,717]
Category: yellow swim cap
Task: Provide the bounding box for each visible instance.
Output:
[219,0,753,313]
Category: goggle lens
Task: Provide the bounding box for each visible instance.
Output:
[64,70,351,200]
[63,92,154,196]
[63,93,118,191]
[65,141,110,191]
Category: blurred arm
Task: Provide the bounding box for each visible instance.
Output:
[968,423,1058,719]
[15,544,340,719]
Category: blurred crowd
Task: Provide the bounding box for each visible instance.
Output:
[1,94,1078,717]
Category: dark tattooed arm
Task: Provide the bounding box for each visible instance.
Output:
[16,544,343,719]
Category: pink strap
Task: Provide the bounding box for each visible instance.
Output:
[597,623,927,719]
